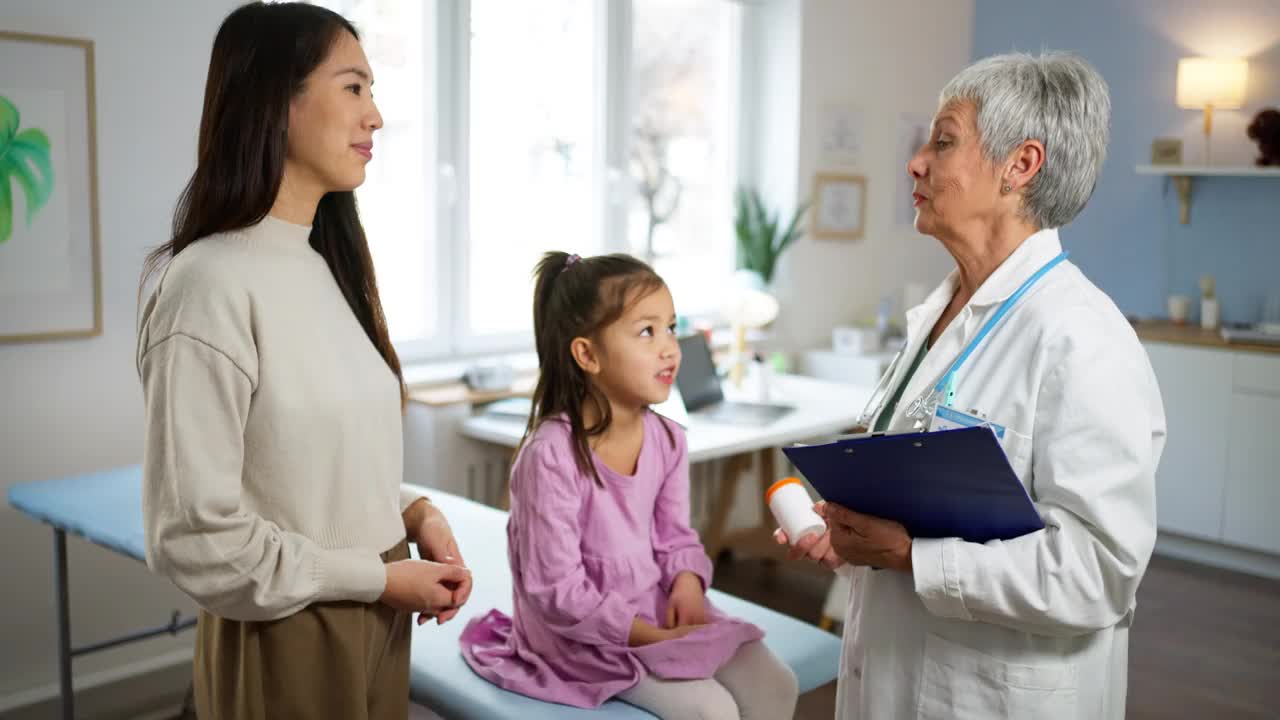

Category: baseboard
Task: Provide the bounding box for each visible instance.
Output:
[1155,532,1280,581]
[0,648,191,720]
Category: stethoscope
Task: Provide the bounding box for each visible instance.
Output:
[856,251,1069,431]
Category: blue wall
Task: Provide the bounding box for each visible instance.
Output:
[973,0,1280,324]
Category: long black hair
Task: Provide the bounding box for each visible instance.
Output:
[523,251,675,486]
[141,1,405,403]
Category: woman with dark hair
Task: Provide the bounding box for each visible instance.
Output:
[137,3,470,717]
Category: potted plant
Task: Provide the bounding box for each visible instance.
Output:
[733,186,808,288]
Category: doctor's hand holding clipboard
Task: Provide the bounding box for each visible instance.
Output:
[775,251,1070,574]
[778,499,915,572]
[773,424,1045,573]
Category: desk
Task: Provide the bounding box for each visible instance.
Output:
[461,374,873,559]
[408,372,537,408]
[9,467,842,719]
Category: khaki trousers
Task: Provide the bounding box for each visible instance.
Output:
[193,540,411,720]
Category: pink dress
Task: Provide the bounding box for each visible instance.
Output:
[459,411,764,708]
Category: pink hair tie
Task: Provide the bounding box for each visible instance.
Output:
[565,253,582,267]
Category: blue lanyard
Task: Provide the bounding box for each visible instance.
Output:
[934,251,1069,406]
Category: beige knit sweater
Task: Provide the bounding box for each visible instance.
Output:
[137,215,420,622]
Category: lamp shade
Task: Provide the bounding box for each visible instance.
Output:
[1176,57,1248,109]
[721,286,779,329]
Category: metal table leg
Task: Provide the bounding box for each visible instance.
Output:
[54,528,74,720]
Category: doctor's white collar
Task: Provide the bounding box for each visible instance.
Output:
[913,227,1066,317]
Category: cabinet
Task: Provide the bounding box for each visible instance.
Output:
[1144,344,1231,541]
[1223,382,1280,553]
[1144,341,1280,557]
[800,349,897,386]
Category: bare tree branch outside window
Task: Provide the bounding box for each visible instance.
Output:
[630,0,723,263]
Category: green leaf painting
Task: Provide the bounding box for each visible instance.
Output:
[0,95,55,243]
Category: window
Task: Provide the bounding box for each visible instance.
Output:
[465,0,604,343]
[312,0,440,353]
[311,0,742,361]
[627,0,739,317]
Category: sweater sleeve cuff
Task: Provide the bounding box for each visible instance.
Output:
[912,537,973,621]
[659,547,714,593]
[400,485,427,514]
[316,548,387,604]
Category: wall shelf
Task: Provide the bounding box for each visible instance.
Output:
[1135,164,1280,224]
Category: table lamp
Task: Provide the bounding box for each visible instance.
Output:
[1176,57,1248,165]
[722,284,779,388]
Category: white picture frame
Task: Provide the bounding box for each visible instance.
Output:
[0,31,101,343]
[811,172,866,241]
[817,103,865,168]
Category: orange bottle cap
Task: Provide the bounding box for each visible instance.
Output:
[765,476,803,505]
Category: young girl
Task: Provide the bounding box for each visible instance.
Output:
[461,252,798,719]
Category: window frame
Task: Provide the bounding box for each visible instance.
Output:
[393,0,748,364]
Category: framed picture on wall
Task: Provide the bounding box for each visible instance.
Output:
[0,31,101,343]
[811,172,866,241]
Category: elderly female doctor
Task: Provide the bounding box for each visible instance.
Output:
[780,52,1166,719]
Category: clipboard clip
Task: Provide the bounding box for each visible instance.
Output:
[792,428,920,448]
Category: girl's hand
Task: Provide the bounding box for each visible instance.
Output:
[662,624,706,641]
[628,618,665,647]
[664,571,708,628]
[380,559,471,624]
[628,618,707,646]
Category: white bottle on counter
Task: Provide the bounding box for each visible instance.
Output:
[1201,297,1220,330]
[1199,275,1220,330]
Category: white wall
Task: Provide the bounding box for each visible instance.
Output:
[0,0,239,709]
[768,0,975,354]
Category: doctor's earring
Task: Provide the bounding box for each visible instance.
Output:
[1001,183,1012,193]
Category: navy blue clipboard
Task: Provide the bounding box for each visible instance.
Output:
[782,426,1044,543]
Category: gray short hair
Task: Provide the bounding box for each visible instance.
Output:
[939,51,1110,229]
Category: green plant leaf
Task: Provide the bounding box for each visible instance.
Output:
[0,96,18,145]
[13,127,49,152]
[775,200,811,257]
[752,191,769,272]
[735,185,769,274]
[734,186,753,265]
[8,129,54,221]
[0,166,12,243]
[733,185,811,284]
[751,189,769,242]
[0,98,55,243]
[737,188,752,243]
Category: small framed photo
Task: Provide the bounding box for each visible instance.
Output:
[0,31,102,343]
[1150,137,1183,165]
[811,172,866,241]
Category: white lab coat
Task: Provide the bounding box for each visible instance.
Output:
[836,228,1166,720]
